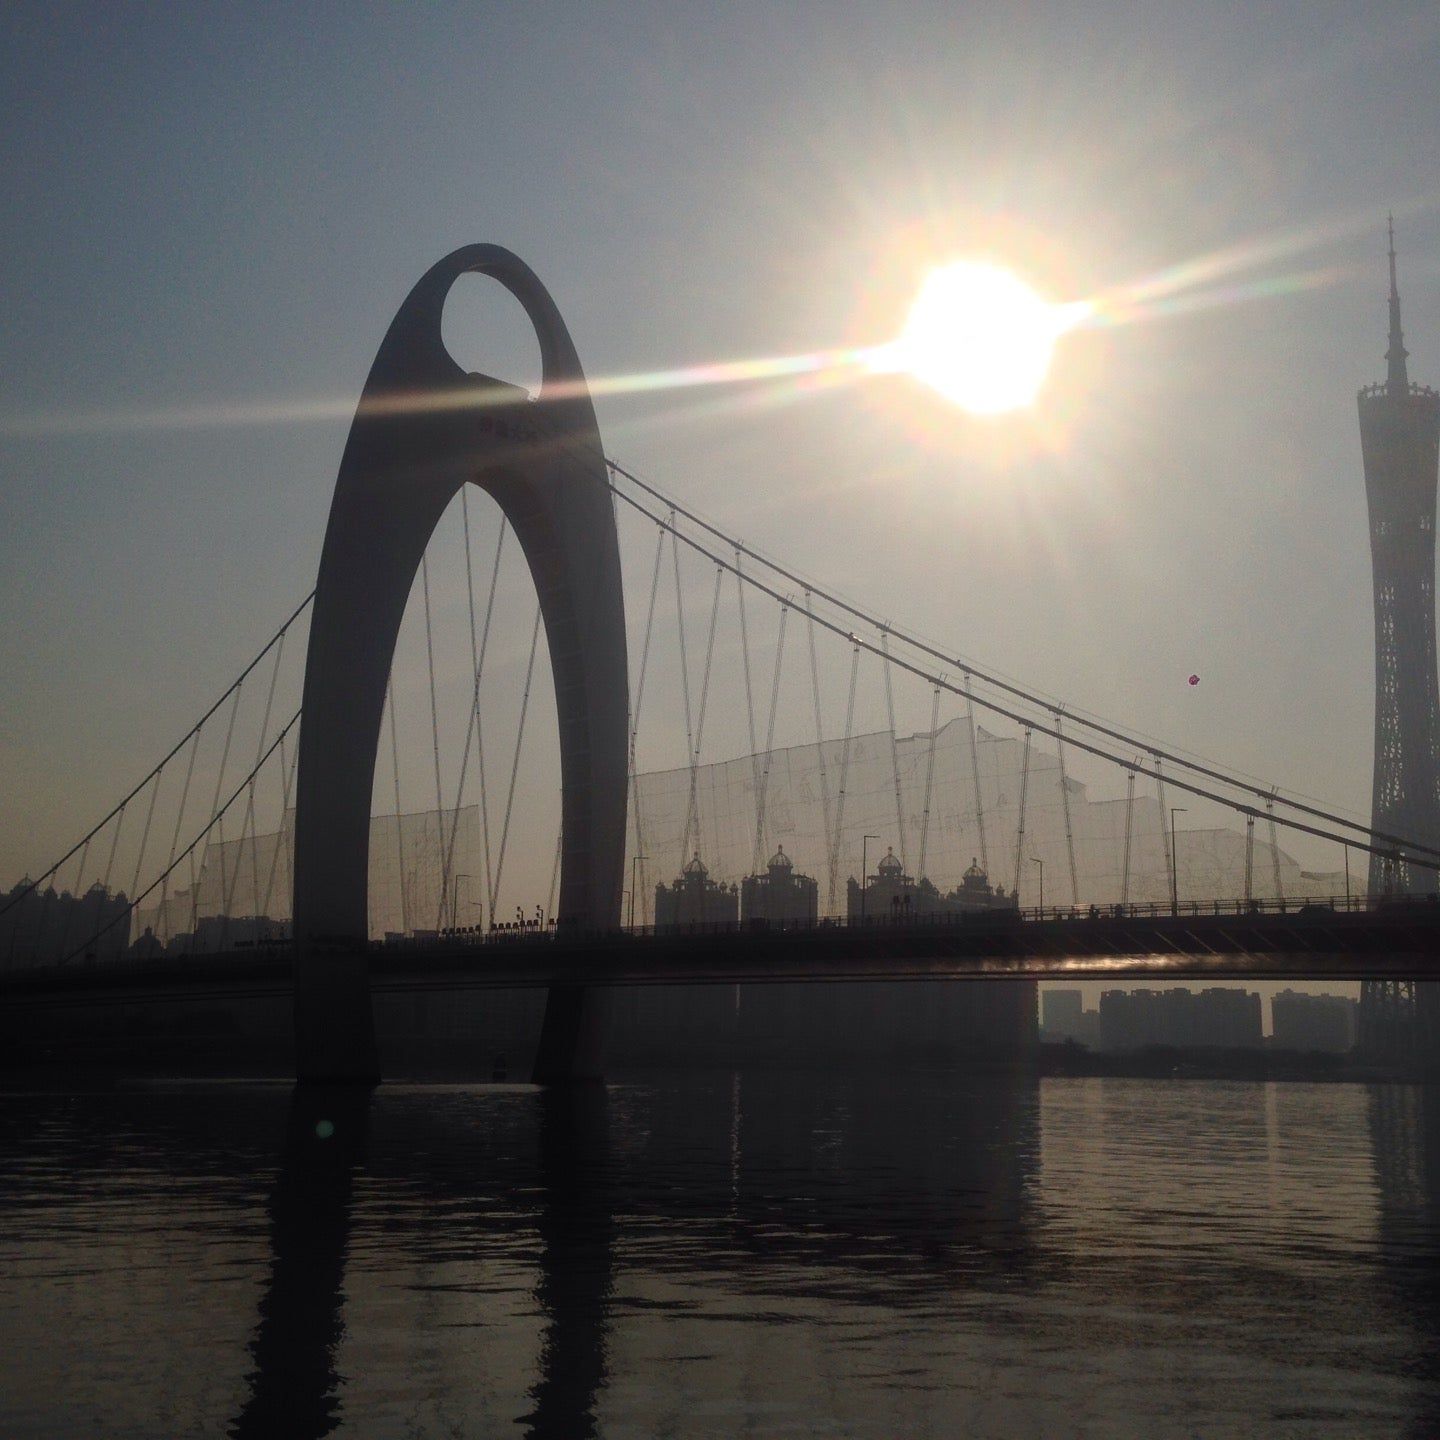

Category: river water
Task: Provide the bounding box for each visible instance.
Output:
[1,1072,1437,1438]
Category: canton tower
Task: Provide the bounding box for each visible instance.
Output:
[1357,221,1440,1061]
[1358,219,1440,895]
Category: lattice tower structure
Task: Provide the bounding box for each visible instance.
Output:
[1358,222,1440,1066]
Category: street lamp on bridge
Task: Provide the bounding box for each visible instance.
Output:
[629,854,647,930]
[861,836,879,922]
[451,873,472,930]
[1030,855,1043,913]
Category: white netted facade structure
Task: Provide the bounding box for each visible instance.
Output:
[132,805,482,945]
[631,718,1339,924]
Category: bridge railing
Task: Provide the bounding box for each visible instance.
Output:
[4,892,1435,986]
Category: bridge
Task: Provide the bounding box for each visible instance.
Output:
[3,245,1437,1081]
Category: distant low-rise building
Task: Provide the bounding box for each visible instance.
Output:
[0,880,131,969]
[655,854,739,929]
[1271,990,1357,1053]
[1099,986,1262,1051]
[741,847,818,924]
[847,850,1017,921]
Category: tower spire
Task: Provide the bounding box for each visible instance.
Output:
[1387,213,1410,395]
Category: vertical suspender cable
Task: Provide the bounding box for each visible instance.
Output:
[880,631,907,871]
[386,678,410,935]
[734,552,762,804]
[1267,793,1284,904]
[628,527,666,923]
[828,643,860,913]
[1154,754,1172,901]
[226,632,286,943]
[1121,767,1136,905]
[192,682,244,939]
[1055,712,1080,905]
[127,771,163,927]
[447,509,508,924]
[547,827,562,925]
[491,604,541,921]
[964,678,989,876]
[51,837,93,967]
[1012,728,1032,895]
[916,685,941,884]
[100,804,127,900]
[259,733,299,927]
[752,604,789,874]
[804,587,835,891]
[670,517,697,871]
[158,729,201,946]
[420,553,446,925]
[684,566,723,865]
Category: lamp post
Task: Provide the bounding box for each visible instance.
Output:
[861,835,879,923]
[630,854,647,930]
[1030,855,1043,914]
[451,873,472,930]
[1169,807,1187,915]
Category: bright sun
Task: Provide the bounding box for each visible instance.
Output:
[883,260,1078,416]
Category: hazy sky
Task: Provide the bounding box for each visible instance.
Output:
[4,0,1440,927]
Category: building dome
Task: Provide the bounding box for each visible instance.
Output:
[682,853,709,878]
[963,857,988,882]
[877,848,902,874]
[767,846,793,870]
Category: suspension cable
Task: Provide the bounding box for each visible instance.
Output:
[605,461,1425,857]
[627,525,666,923]
[1056,713,1080,905]
[964,678,989,877]
[1,591,314,920]
[671,517,697,871]
[156,728,201,946]
[58,710,300,968]
[1012,728,1032,895]
[420,553,447,926]
[917,685,941,884]
[1121,766,1136,905]
[548,827,562,925]
[803,588,836,892]
[608,485,1437,872]
[879,631,907,872]
[491,604,542,921]
[734,549,763,807]
[386,677,409,934]
[191,680,245,940]
[829,643,860,913]
[442,504,506,929]
[752,604,789,874]
[127,770,164,926]
[258,731,299,926]
[683,566,723,863]
[1267,793,1284,903]
[1155,756,1172,900]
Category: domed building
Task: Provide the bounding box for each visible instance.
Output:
[741,846,819,924]
[654,853,739,929]
[945,858,1019,914]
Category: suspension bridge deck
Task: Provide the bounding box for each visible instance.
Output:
[5,901,1439,1010]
